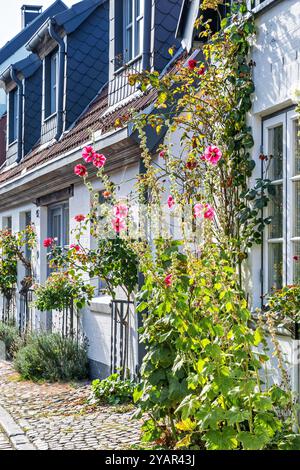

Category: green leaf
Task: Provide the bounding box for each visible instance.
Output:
[205,428,238,450]
[237,431,269,450]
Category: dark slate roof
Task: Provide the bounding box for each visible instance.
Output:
[13,54,41,79]
[0,1,68,65]
[0,50,187,185]
[53,0,106,34]
[154,0,183,72]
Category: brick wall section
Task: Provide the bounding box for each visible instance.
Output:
[0,114,6,167]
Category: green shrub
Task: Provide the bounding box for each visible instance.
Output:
[92,373,135,405]
[0,322,23,359]
[14,333,88,382]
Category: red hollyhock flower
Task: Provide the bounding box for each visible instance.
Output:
[82,146,95,163]
[43,237,54,248]
[112,217,126,233]
[93,153,107,168]
[74,164,88,177]
[198,66,206,76]
[293,256,299,262]
[159,150,167,158]
[188,59,197,70]
[70,244,80,252]
[75,214,85,223]
[164,274,173,287]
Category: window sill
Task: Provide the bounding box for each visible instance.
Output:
[43,112,57,124]
[114,54,142,76]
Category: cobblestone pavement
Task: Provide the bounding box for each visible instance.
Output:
[0,361,141,450]
[0,426,14,450]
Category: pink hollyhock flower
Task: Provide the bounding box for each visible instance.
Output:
[159,150,167,158]
[167,196,175,209]
[74,164,88,177]
[203,145,222,166]
[194,203,215,220]
[164,274,173,287]
[114,203,129,219]
[204,204,215,220]
[93,153,107,168]
[112,218,126,233]
[82,146,95,163]
[74,214,85,223]
[43,237,54,248]
[194,203,204,218]
[70,244,80,252]
[188,59,197,70]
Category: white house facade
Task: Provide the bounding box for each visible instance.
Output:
[0,0,299,388]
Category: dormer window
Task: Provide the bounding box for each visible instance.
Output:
[123,0,144,63]
[9,88,18,144]
[44,49,58,119]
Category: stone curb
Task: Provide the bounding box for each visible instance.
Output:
[0,405,36,450]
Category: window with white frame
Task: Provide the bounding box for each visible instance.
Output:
[123,0,144,63]
[45,49,58,118]
[48,202,69,249]
[248,0,277,10]
[263,110,300,293]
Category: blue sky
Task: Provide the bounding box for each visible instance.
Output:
[0,0,77,48]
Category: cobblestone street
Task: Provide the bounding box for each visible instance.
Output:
[0,361,141,450]
[0,427,14,451]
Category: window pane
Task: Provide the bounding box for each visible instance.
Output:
[268,243,283,291]
[268,125,283,180]
[136,0,141,17]
[13,90,18,140]
[50,54,57,115]
[135,19,141,56]
[268,184,283,238]
[294,120,300,175]
[294,181,300,237]
[125,26,133,61]
[126,0,132,24]
[293,241,300,283]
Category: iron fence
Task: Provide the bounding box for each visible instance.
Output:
[50,300,82,342]
[1,288,17,325]
[19,289,34,335]
[110,299,135,377]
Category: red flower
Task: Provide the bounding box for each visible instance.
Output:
[103,191,111,199]
[164,274,173,288]
[74,164,88,177]
[43,237,54,248]
[293,256,299,262]
[159,150,167,158]
[188,59,197,70]
[112,218,126,233]
[167,196,175,209]
[93,153,107,168]
[75,214,85,223]
[198,66,206,76]
[82,146,95,163]
[70,244,80,252]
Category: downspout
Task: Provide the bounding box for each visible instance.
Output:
[142,0,152,71]
[10,68,23,164]
[48,20,65,141]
